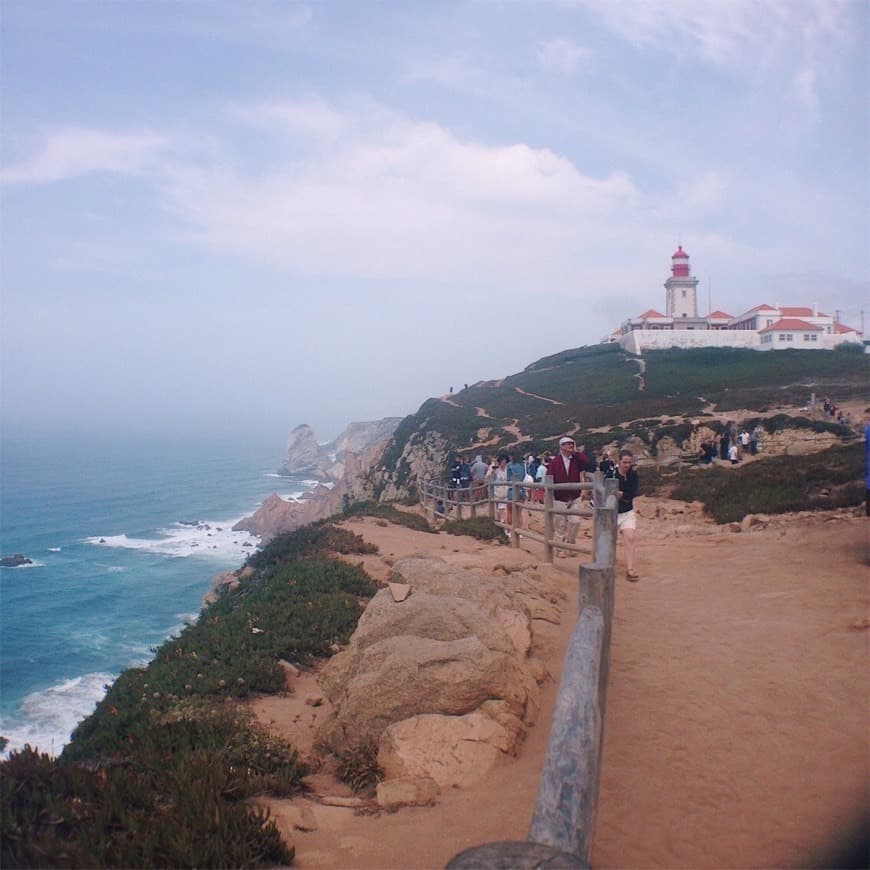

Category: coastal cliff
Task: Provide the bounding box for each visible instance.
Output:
[235,420,399,541]
[278,418,402,480]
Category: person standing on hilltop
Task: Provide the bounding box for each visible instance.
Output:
[613,448,640,581]
[547,436,592,551]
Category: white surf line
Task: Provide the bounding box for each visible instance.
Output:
[513,387,565,405]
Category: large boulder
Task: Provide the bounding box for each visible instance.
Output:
[316,556,545,792]
[388,556,536,656]
[318,634,537,748]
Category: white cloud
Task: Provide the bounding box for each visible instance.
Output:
[0,127,169,184]
[157,110,639,286]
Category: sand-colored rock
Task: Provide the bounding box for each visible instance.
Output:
[376,776,439,809]
[318,634,537,749]
[378,712,517,789]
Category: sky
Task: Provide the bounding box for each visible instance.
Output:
[1,0,868,444]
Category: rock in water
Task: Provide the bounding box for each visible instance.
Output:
[1,553,33,568]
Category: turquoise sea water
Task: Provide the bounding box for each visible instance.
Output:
[0,429,312,757]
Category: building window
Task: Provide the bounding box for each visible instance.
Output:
[811,333,817,341]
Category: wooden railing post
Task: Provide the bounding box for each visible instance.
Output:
[527,560,615,863]
[592,472,619,566]
[543,475,554,563]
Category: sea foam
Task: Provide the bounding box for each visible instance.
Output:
[1,672,114,759]
[84,519,259,560]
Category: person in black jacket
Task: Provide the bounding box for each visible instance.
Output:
[614,449,640,581]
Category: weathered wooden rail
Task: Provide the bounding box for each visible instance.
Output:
[420,473,611,564]
[444,473,619,868]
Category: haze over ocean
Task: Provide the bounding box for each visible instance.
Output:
[0,428,314,757]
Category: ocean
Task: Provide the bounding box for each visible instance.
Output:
[0,428,315,758]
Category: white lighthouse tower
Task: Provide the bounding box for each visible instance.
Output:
[665,245,699,319]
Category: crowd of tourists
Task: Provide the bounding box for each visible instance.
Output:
[698,423,763,465]
[447,437,639,581]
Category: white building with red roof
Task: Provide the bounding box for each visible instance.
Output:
[610,247,863,354]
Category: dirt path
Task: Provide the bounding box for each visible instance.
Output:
[514,387,565,405]
[253,506,869,868]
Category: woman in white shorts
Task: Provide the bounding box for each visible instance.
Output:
[614,449,639,580]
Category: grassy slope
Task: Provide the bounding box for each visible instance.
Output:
[377,344,867,492]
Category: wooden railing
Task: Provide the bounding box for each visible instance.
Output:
[444,473,619,868]
[420,472,614,564]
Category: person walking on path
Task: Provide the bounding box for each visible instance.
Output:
[547,436,592,551]
[614,448,640,580]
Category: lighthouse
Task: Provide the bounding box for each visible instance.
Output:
[664,245,699,319]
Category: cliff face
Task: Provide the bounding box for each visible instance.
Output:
[235,418,401,542]
[278,418,402,480]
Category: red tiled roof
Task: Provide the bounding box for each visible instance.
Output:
[639,309,667,318]
[835,322,859,334]
[708,310,733,319]
[758,318,822,333]
[779,306,815,317]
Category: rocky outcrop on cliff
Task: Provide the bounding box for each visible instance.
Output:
[315,556,546,798]
[235,420,400,542]
[278,418,402,480]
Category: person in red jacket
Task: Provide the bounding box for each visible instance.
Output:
[547,436,593,550]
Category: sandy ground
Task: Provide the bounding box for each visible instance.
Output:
[250,503,869,869]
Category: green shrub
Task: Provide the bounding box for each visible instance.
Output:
[335,739,383,796]
[9,518,388,867]
[341,500,434,532]
[442,516,509,543]
[3,716,299,868]
[669,442,863,522]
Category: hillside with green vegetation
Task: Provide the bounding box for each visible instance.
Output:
[372,343,867,495]
[1,521,390,869]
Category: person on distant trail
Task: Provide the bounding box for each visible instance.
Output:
[750,424,763,455]
[547,436,592,551]
[613,448,640,581]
